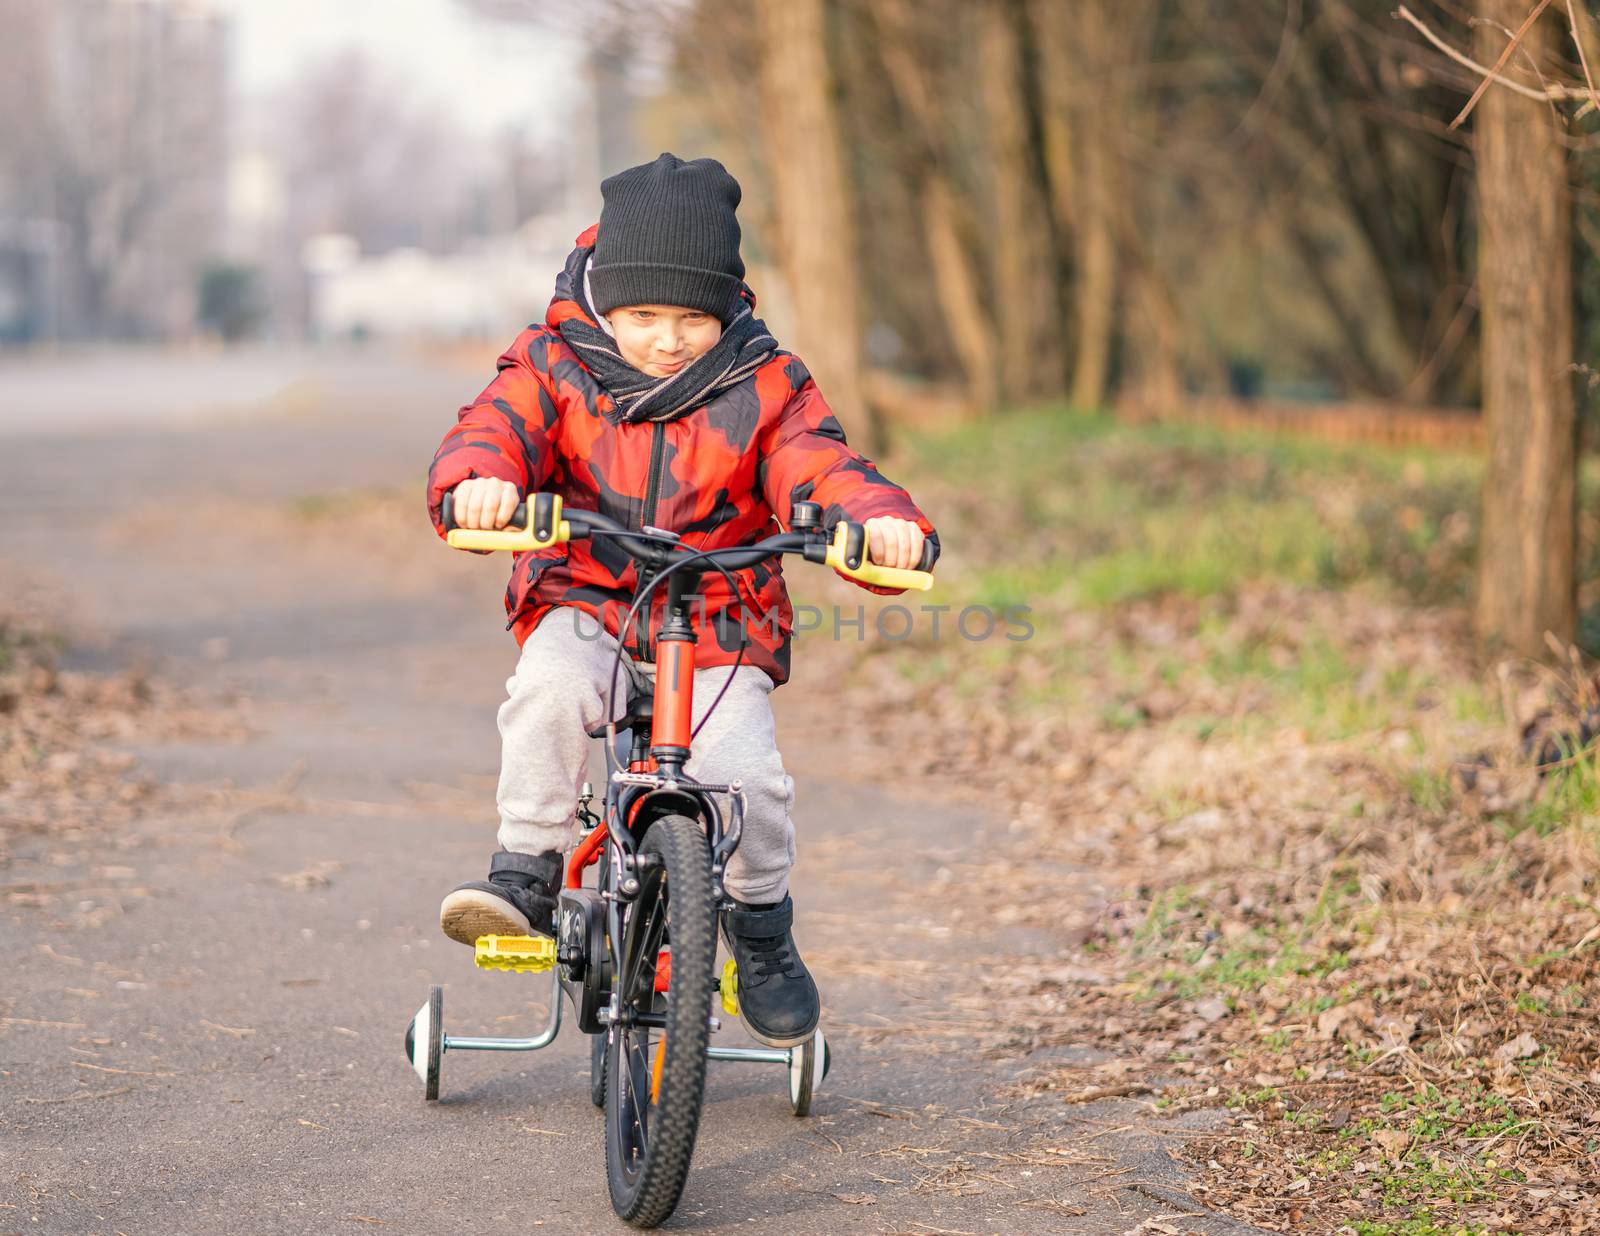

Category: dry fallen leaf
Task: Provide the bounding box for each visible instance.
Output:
[277,861,341,890]
[1194,995,1230,1023]
[1315,999,1373,1041]
[1374,1012,1417,1045]
[1371,1129,1410,1161]
[1494,1032,1541,1063]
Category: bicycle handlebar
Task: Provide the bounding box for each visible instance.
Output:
[440,491,935,591]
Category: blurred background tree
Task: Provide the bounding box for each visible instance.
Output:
[637,0,1597,659]
[0,0,1594,658]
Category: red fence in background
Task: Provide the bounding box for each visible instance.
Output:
[1116,396,1484,451]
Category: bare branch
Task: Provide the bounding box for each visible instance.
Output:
[1451,0,1554,128]
[1393,4,1587,106]
[1566,0,1600,114]
[1221,0,1304,148]
[1469,9,1571,111]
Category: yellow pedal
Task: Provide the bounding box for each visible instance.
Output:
[720,959,740,1017]
[474,935,557,973]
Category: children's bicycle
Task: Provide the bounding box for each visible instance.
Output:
[402,491,934,1228]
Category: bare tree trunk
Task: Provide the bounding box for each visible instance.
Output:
[1032,0,1117,409]
[757,0,884,454]
[1120,237,1185,413]
[922,180,1000,413]
[979,0,1064,404]
[873,0,998,413]
[1066,64,1116,410]
[1473,1,1577,657]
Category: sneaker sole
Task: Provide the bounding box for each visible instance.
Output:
[738,1015,822,1050]
[440,888,535,946]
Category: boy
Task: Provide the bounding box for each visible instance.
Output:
[425,153,938,1047]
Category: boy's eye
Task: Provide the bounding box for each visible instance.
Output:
[631,311,654,322]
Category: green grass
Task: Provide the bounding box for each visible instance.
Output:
[1523,745,1600,835]
[1371,1084,1521,1139]
[1402,768,1456,814]
[906,403,1509,804]
[917,408,1598,672]
[1069,498,1337,606]
[916,404,1492,610]
[893,404,1524,834]
[0,620,59,675]
[1258,1085,1531,1232]
[1149,933,1354,1000]
[1132,882,1362,1000]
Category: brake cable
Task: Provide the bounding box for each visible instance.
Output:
[587,531,763,784]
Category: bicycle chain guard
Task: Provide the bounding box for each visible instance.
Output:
[557,887,610,1034]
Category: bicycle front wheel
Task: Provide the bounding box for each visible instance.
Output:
[604,813,717,1227]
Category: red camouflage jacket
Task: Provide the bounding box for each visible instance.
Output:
[426,227,938,686]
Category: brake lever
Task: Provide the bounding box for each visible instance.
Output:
[442,492,569,552]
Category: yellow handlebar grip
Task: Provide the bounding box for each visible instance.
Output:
[445,493,570,553]
[446,522,570,552]
[824,523,935,592]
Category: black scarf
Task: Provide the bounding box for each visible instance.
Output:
[554,249,779,425]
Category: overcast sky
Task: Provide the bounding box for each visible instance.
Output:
[217,0,581,140]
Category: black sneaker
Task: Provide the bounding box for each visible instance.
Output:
[721,895,821,1048]
[439,849,562,946]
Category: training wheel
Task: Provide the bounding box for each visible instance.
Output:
[788,1028,829,1117]
[405,986,443,1101]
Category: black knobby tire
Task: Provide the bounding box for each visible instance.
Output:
[590,843,609,1110]
[590,1030,608,1109]
[604,814,717,1228]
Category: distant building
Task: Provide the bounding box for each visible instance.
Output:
[0,0,229,342]
[305,217,573,343]
[300,35,647,345]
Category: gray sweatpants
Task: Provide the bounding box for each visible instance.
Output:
[495,606,797,904]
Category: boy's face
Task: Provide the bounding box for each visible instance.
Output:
[604,304,723,377]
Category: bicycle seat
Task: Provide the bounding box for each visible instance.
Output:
[585,657,655,739]
[586,694,652,739]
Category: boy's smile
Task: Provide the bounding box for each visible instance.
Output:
[605,304,723,377]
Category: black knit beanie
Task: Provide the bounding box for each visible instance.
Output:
[588,153,746,324]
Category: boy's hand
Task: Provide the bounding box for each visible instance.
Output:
[452,477,522,530]
[862,516,926,571]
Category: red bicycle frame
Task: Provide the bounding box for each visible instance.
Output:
[564,620,698,890]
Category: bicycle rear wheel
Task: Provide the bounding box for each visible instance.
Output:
[604,814,716,1228]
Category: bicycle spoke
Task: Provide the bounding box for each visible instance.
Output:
[622,1030,649,1163]
[615,867,672,1181]
[620,869,667,1007]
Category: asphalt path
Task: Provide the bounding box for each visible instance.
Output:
[0,348,1261,1235]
